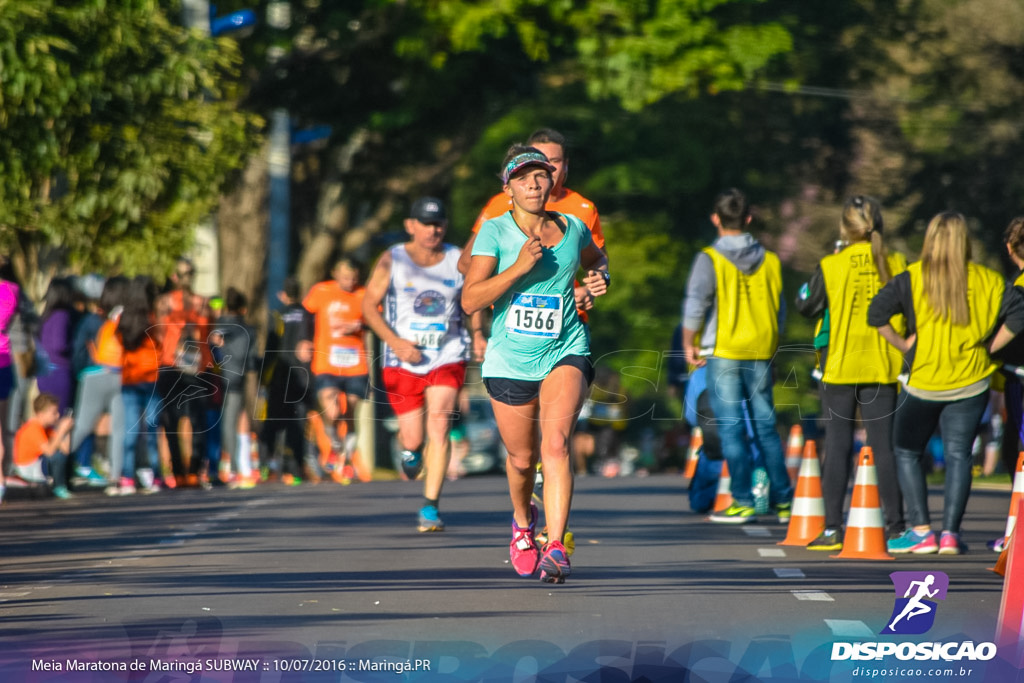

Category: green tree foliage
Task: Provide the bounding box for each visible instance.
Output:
[411,0,792,110]
[837,0,1024,254]
[0,0,260,288]
[218,0,793,279]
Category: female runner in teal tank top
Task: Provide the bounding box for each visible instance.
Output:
[462,145,610,584]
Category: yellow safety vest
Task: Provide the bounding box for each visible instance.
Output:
[820,243,907,384]
[705,247,782,361]
[907,261,1003,392]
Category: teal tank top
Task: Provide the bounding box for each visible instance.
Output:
[472,211,593,380]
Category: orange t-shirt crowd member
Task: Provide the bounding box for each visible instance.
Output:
[121,331,160,386]
[156,288,213,371]
[91,318,124,368]
[13,394,73,495]
[14,419,52,468]
[303,280,368,378]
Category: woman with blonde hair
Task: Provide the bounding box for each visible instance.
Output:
[869,211,1024,554]
[795,196,907,551]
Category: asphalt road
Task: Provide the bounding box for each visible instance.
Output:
[0,473,1021,682]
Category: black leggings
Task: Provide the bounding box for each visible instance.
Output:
[819,382,905,532]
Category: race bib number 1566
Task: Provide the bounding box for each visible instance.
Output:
[507,293,562,339]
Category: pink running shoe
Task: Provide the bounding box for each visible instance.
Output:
[509,503,539,577]
[939,531,965,555]
[539,540,571,584]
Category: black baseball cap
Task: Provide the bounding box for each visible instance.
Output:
[410,197,447,224]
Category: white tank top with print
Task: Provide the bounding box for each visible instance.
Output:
[384,244,468,372]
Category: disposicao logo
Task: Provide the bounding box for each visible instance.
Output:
[831,570,997,663]
[881,571,948,635]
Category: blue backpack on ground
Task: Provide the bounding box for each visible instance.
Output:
[688,448,723,513]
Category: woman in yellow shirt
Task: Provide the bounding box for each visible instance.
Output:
[869,211,1024,554]
[795,196,907,550]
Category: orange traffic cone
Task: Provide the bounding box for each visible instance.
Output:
[779,440,826,546]
[712,460,733,512]
[832,447,894,560]
[996,498,1024,665]
[785,424,804,484]
[684,427,703,479]
[999,452,1024,551]
[990,455,1024,573]
[993,527,1014,576]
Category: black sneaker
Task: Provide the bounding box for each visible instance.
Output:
[807,528,843,551]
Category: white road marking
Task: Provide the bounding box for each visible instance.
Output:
[774,568,805,578]
[792,590,834,601]
[825,619,874,637]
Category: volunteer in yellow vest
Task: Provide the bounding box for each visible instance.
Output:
[869,211,1024,555]
[795,196,907,551]
[682,188,793,524]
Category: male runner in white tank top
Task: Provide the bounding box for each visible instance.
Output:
[363,197,484,532]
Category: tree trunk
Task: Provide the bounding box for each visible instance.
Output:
[218,142,270,346]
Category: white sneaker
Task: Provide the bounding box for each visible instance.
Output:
[137,468,155,490]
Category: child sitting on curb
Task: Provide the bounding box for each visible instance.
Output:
[12,392,75,499]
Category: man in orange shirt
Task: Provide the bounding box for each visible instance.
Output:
[458,128,605,316]
[12,392,74,499]
[154,258,216,487]
[303,257,369,482]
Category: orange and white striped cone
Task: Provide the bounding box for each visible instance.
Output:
[996,498,1024,666]
[993,526,1014,576]
[785,424,804,485]
[999,452,1024,552]
[832,447,894,560]
[712,460,733,512]
[684,427,703,480]
[779,440,826,546]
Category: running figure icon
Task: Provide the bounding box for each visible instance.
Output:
[888,574,939,631]
[882,571,949,635]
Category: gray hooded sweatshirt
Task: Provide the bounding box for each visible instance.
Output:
[682,233,785,353]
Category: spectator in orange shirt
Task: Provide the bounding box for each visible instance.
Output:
[303,258,368,480]
[155,258,216,487]
[114,276,164,496]
[458,128,605,321]
[12,392,74,499]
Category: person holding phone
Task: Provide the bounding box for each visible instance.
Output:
[11,393,75,499]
